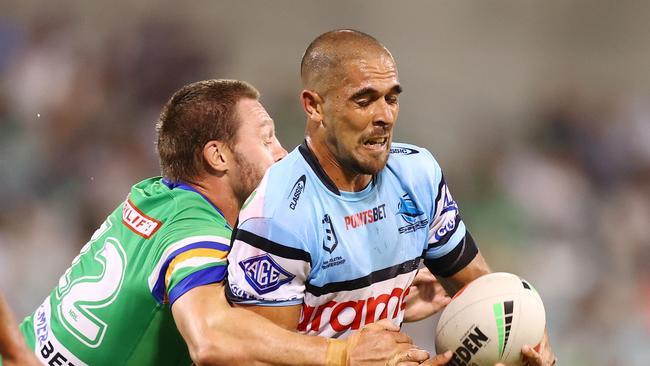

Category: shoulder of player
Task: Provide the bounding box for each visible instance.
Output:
[125,177,231,241]
[239,148,316,223]
[236,150,321,255]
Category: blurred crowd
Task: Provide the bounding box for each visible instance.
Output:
[0,15,212,310]
[1,10,649,366]
[460,90,650,365]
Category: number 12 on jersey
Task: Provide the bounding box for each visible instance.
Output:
[54,219,128,348]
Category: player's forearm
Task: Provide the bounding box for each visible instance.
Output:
[437,252,490,296]
[210,305,330,366]
[173,284,331,366]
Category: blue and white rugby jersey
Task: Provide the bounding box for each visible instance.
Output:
[227,142,478,338]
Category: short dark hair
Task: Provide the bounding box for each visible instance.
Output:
[300,29,390,94]
[156,79,259,182]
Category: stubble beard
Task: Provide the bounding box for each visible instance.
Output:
[350,151,389,175]
[341,141,391,176]
[233,151,265,206]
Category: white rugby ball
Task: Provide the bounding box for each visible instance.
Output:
[435,272,545,366]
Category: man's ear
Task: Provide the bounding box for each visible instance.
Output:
[202,140,230,175]
[300,89,325,125]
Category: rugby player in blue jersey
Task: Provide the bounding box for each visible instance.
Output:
[226,30,556,366]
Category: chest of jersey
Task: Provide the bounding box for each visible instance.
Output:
[310,180,429,281]
[297,173,431,337]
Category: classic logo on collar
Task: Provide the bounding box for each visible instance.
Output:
[239,254,295,294]
[390,147,419,155]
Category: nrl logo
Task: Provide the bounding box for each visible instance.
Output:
[322,214,339,253]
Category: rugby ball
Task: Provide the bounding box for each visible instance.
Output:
[434,272,545,366]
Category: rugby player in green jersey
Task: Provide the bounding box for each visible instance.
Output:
[0,292,39,366]
[12,79,432,366]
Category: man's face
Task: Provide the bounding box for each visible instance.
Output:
[230,98,287,201]
[320,53,401,175]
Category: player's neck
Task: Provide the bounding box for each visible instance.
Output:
[305,137,372,192]
[185,178,240,227]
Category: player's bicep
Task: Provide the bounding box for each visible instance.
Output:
[423,177,478,278]
[237,304,302,330]
[172,283,227,348]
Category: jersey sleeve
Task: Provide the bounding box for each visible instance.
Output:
[227,217,312,306]
[419,149,478,277]
[147,218,232,306]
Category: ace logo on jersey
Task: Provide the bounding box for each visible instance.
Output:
[239,254,295,294]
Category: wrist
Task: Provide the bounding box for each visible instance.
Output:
[326,338,348,366]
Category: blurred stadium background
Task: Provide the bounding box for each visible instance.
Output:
[1,1,649,365]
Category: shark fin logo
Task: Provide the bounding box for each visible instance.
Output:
[397,193,424,224]
[396,193,428,234]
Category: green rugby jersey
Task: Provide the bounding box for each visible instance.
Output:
[18,177,232,366]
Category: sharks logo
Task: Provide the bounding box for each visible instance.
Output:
[397,193,428,234]
[397,194,424,224]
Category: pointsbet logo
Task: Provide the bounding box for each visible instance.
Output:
[344,204,387,230]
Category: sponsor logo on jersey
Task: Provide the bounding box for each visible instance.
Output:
[122,198,162,239]
[288,175,306,210]
[396,193,428,234]
[390,147,419,155]
[298,287,410,333]
[433,184,460,241]
[448,325,490,366]
[34,304,51,351]
[239,254,295,294]
[322,214,339,253]
[344,204,387,230]
[434,217,458,241]
[33,298,87,366]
